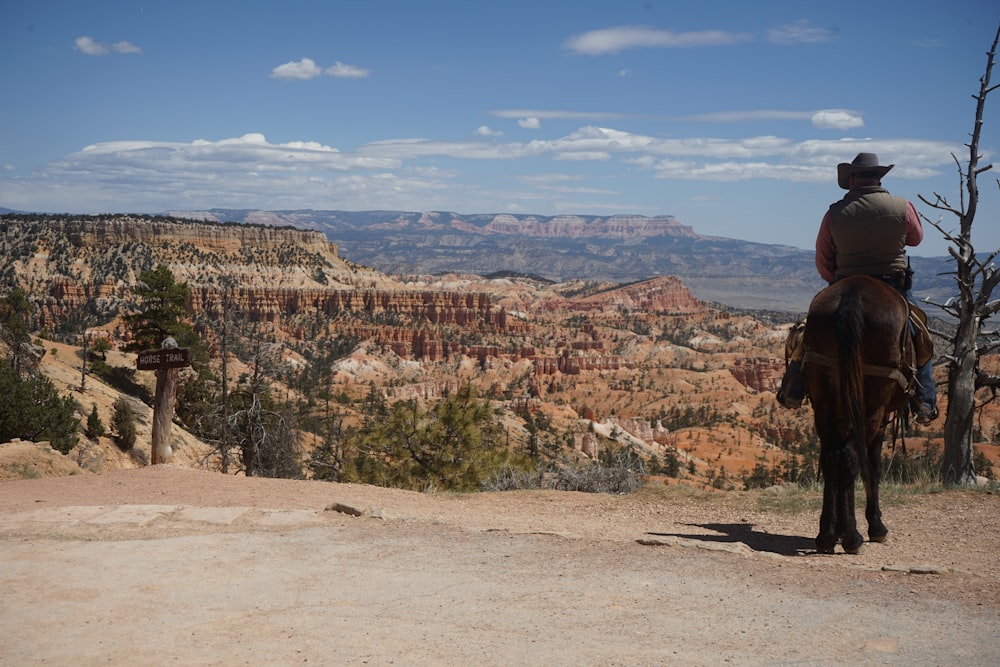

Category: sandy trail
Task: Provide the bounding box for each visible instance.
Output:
[1,466,998,666]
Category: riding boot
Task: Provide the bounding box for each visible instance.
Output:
[777,360,804,409]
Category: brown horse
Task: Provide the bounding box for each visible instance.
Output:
[802,275,913,554]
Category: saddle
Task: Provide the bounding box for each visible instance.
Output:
[784,300,932,396]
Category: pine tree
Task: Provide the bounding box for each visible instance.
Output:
[85,404,106,440]
[122,264,193,352]
[111,396,137,451]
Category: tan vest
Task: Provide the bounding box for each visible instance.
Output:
[827,187,908,277]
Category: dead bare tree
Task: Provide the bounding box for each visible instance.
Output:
[919,24,1000,486]
[228,340,301,478]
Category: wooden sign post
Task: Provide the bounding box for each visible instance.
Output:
[137,339,191,465]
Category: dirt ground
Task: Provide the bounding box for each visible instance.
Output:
[1,464,998,666]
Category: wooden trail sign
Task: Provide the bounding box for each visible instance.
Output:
[137,341,192,465]
[137,347,191,370]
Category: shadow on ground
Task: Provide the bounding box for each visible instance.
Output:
[647,523,816,557]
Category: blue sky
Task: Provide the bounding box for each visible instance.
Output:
[1,1,997,257]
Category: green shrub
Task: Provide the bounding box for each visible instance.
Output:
[111,396,137,451]
[0,360,79,453]
[341,384,527,492]
[84,404,106,440]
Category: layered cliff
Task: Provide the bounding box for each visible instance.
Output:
[174,208,830,310]
[1,214,354,288]
[0,214,529,346]
[537,276,703,315]
[189,286,503,325]
[60,216,338,256]
[480,214,695,240]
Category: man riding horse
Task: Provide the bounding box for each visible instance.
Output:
[777,152,938,424]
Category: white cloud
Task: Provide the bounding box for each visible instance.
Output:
[2,133,400,211]
[112,41,142,54]
[641,137,968,184]
[675,108,864,131]
[325,61,370,79]
[62,131,965,180]
[359,137,516,160]
[74,36,140,56]
[652,159,827,182]
[811,110,864,130]
[768,20,836,45]
[516,173,581,185]
[476,126,503,137]
[683,110,814,123]
[554,151,610,161]
[518,117,541,129]
[0,125,971,216]
[75,36,108,56]
[271,58,370,80]
[356,126,966,175]
[271,58,324,80]
[565,26,749,55]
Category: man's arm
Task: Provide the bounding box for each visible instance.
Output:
[904,200,923,247]
[815,211,837,283]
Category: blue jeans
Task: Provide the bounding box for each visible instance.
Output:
[914,352,937,410]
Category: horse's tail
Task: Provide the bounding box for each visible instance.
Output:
[836,286,866,474]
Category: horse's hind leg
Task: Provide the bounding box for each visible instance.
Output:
[863,429,888,542]
[837,481,865,554]
[815,422,839,553]
[816,480,838,554]
[818,438,864,554]
[816,438,864,554]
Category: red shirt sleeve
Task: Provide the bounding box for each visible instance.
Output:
[904,200,923,246]
[815,210,837,283]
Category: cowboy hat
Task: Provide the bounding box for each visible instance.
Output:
[837,152,894,189]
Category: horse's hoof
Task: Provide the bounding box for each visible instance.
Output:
[815,536,836,554]
[842,533,866,554]
[868,530,888,543]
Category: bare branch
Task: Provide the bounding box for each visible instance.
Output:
[918,192,962,217]
[977,340,1000,356]
[975,371,1000,390]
